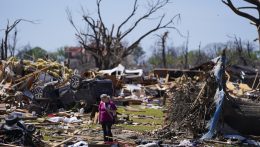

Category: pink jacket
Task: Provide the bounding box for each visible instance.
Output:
[98,101,117,123]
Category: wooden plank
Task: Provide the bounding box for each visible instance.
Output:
[165,73,169,83]
[0,116,37,120]
[53,130,81,147]
[53,137,75,147]
[88,143,111,147]
[252,70,259,89]
[204,139,235,145]
[94,112,99,124]
[0,143,21,147]
[60,134,95,140]
[0,103,6,111]
[15,66,50,82]
[190,82,207,109]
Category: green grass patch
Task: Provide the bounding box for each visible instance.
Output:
[131,118,163,125]
[43,135,65,141]
[116,105,164,132]
[85,124,99,129]
[43,135,51,141]
[117,106,164,118]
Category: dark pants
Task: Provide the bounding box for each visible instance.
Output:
[101,122,113,142]
[91,105,98,120]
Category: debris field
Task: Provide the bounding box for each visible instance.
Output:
[1,53,260,147]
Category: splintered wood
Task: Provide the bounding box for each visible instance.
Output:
[157,75,217,138]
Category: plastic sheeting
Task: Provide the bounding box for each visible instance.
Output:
[201,89,225,140]
[48,116,82,123]
[68,141,88,147]
[201,55,226,140]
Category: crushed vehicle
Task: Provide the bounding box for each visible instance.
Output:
[0,114,43,146]
[60,74,114,112]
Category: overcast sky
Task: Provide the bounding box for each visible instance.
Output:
[0,0,258,56]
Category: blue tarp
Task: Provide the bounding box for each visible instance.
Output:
[201,54,226,140]
[201,89,225,140]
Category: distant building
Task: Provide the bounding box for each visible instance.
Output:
[64,46,95,72]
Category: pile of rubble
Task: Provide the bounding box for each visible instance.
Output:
[0,57,74,146]
[1,53,260,146]
[0,57,72,104]
[154,51,260,146]
[163,75,216,138]
[0,58,163,146]
[152,72,217,141]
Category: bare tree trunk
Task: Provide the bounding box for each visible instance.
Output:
[7,27,18,58]
[184,32,189,69]
[246,40,253,59]
[162,32,168,68]
[94,56,102,69]
[67,0,180,70]
[4,48,8,59]
[0,39,3,59]
[162,40,166,68]
[157,31,168,68]
[234,36,247,65]
[256,24,260,50]
[0,19,33,60]
[104,56,110,69]
[4,27,8,59]
[196,42,202,65]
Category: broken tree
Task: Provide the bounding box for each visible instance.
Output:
[68,0,180,69]
[0,19,35,60]
[222,0,260,50]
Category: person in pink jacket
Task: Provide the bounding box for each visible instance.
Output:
[98,94,117,142]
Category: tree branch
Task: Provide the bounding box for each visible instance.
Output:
[238,6,258,10]
[120,0,171,40]
[116,0,138,37]
[5,19,37,33]
[97,0,107,41]
[9,28,17,57]
[1,19,35,59]
[82,16,101,49]
[244,0,260,7]
[81,33,96,40]
[123,14,180,57]
[222,0,259,24]
[80,44,100,58]
[68,0,181,69]
[66,9,84,42]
